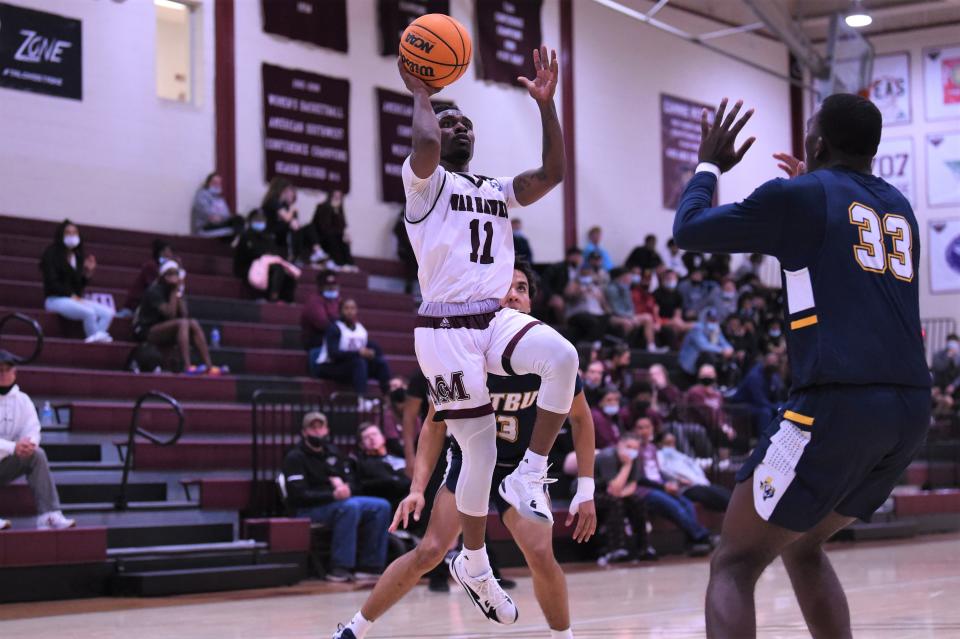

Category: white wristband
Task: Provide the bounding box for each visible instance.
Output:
[695,162,721,178]
[574,477,595,499]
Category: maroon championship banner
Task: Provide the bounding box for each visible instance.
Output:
[377,0,450,56]
[262,63,350,193]
[476,0,542,87]
[661,93,715,209]
[378,88,455,203]
[261,0,348,52]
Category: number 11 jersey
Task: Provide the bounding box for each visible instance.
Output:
[402,157,519,309]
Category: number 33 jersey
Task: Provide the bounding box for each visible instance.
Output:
[402,157,520,308]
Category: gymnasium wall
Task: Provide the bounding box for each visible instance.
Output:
[233,0,565,261]
[572,0,793,265]
[0,0,217,235]
[869,24,960,324]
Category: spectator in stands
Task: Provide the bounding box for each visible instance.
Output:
[729,353,785,436]
[393,210,418,295]
[0,350,75,531]
[656,432,730,512]
[933,334,960,388]
[605,267,640,341]
[260,177,303,260]
[354,423,410,509]
[191,172,241,239]
[723,314,759,369]
[759,319,787,355]
[582,360,607,407]
[234,211,299,303]
[629,269,665,351]
[633,417,713,555]
[121,239,174,318]
[511,218,533,263]
[584,251,611,287]
[684,364,736,442]
[677,267,716,320]
[607,343,641,392]
[583,226,614,272]
[591,386,628,449]
[308,190,358,271]
[40,219,114,344]
[593,432,656,564]
[733,253,765,283]
[704,277,739,321]
[301,270,340,350]
[663,238,687,277]
[565,265,612,344]
[309,299,391,395]
[679,308,734,379]
[543,247,583,322]
[627,380,663,431]
[648,363,682,414]
[625,234,663,272]
[682,250,706,276]
[283,412,391,582]
[134,260,220,375]
[381,377,408,445]
[704,253,731,282]
[652,269,689,349]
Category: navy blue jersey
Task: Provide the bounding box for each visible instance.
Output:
[450,374,584,465]
[675,166,929,391]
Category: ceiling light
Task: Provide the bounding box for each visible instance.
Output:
[845,0,872,28]
[155,0,187,11]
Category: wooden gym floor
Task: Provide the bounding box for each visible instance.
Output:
[2,534,959,638]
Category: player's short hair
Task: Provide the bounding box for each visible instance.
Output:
[513,260,539,301]
[818,93,882,157]
[433,102,460,115]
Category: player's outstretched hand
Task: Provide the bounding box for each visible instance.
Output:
[773,152,806,179]
[517,46,558,103]
[389,491,426,532]
[566,494,597,543]
[698,97,756,173]
[397,57,440,96]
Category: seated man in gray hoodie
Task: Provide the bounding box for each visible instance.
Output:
[0,350,75,530]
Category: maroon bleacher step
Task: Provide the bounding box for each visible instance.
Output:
[70,401,251,434]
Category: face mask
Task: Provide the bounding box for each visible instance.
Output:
[722,291,736,300]
[251,222,267,232]
[698,377,717,387]
[63,235,80,249]
[584,378,600,389]
[209,186,222,195]
[579,276,594,286]
[947,340,959,351]
[602,404,619,416]
[158,257,169,265]
[769,329,782,338]
[706,322,719,333]
[304,435,326,449]
[624,448,640,460]
[322,290,339,300]
[390,388,407,404]
[0,383,14,396]
[663,280,677,290]
[631,274,642,284]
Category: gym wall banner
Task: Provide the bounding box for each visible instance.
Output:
[475,0,542,87]
[661,93,715,210]
[929,218,960,294]
[262,63,350,193]
[377,0,450,56]
[0,2,81,100]
[261,0,348,52]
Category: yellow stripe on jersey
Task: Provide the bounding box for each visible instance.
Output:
[784,410,815,426]
[790,315,818,330]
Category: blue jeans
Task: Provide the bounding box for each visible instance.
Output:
[298,496,391,571]
[45,296,114,337]
[308,342,391,394]
[643,489,710,543]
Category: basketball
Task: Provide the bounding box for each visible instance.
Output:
[399,14,472,88]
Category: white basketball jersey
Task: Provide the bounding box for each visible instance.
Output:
[402,157,520,308]
[313,321,368,365]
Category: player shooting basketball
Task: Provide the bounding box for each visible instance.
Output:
[369,46,581,625]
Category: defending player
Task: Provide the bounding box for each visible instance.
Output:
[332,263,597,639]
[396,46,580,622]
[673,94,930,638]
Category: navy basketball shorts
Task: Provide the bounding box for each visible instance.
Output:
[443,452,515,516]
[736,384,930,532]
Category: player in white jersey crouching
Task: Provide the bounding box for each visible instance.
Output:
[394,46,579,624]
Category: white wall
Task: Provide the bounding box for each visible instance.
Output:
[572,0,793,264]
[868,24,960,324]
[0,0,215,235]
[234,0,564,261]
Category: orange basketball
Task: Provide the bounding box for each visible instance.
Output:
[399,14,472,88]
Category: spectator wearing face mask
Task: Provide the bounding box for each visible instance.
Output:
[605,268,645,345]
[678,308,734,379]
[134,260,220,375]
[759,319,787,356]
[192,172,242,239]
[581,360,607,407]
[511,218,533,264]
[591,386,628,449]
[652,270,689,350]
[625,234,664,272]
[307,190,358,271]
[723,315,759,368]
[683,364,736,443]
[704,277,739,321]
[663,238,687,278]
[656,432,731,512]
[234,212,300,303]
[301,270,341,350]
[309,299,391,395]
[629,269,667,352]
[381,377,409,446]
[282,412,391,582]
[122,239,174,318]
[677,267,717,321]
[584,226,614,272]
[40,219,114,344]
[565,266,612,344]
[932,334,960,393]
[729,353,785,436]
[354,423,410,510]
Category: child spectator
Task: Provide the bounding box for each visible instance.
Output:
[40,219,114,344]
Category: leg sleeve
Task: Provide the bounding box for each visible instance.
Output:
[445,416,498,517]
[499,322,579,414]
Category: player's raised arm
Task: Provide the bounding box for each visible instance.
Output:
[512,46,564,206]
[398,58,441,179]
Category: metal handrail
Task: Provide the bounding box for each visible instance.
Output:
[116,391,185,510]
[0,313,44,364]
